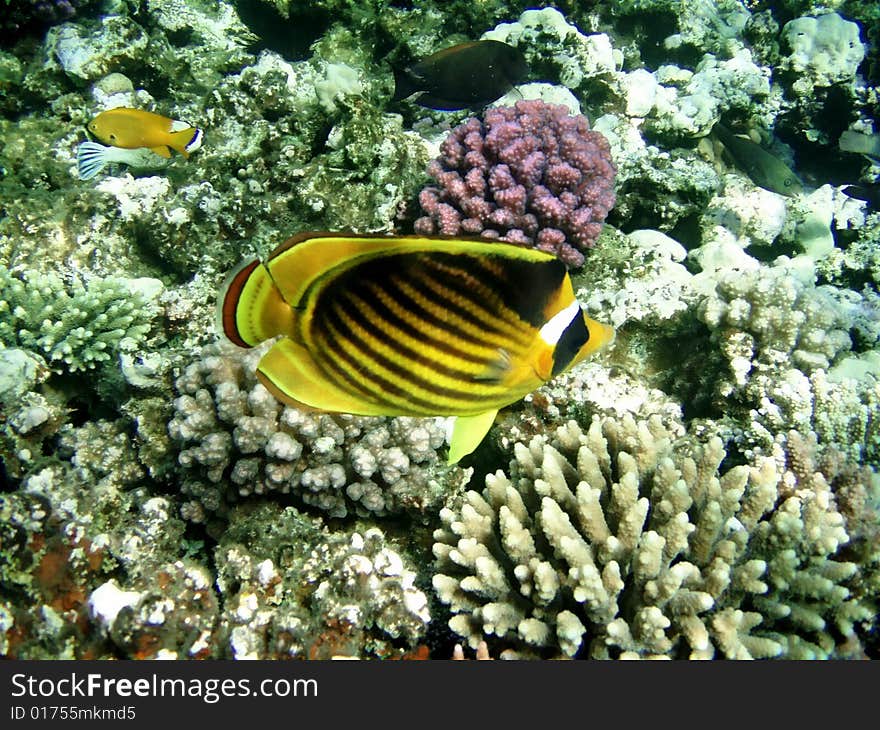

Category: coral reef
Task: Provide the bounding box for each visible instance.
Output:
[414,99,617,267]
[483,8,619,92]
[215,504,430,659]
[1,0,95,41]
[434,416,877,658]
[780,13,866,93]
[1,0,879,662]
[693,264,880,464]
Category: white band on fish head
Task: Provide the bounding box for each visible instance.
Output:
[539,300,581,346]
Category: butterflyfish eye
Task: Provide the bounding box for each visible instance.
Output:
[784,178,792,187]
[110,134,116,140]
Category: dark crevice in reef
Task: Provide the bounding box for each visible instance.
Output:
[233,0,332,62]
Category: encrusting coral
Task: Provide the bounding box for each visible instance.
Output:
[433,414,876,659]
[215,503,431,659]
[168,342,470,523]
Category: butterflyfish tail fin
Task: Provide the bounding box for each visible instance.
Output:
[77,141,110,180]
[167,126,203,158]
[216,257,294,348]
[447,409,498,464]
[257,338,390,416]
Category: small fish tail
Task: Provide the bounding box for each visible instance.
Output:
[167,126,204,158]
[76,141,110,180]
[217,257,294,348]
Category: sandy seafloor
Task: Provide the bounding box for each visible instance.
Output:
[0,0,878,660]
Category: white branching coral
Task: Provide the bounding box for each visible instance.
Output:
[698,265,852,386]
[169,342,468,521]
[696,265,880,464]
[433,415,875,659]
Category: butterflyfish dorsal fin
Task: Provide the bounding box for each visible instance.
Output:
[217,257,294,347]
[264,232,564,310]
[264,233,447,308]
[447,409,499,464]
[256,337,391,415]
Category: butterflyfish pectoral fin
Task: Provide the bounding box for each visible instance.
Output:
[473,349,512,383]
[447,409,499,465]
[257,337,391,416]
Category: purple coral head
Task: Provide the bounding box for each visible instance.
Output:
[2,0,91,38]
[414,99,616,267]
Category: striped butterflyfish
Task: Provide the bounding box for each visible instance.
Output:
[218,233,614,463]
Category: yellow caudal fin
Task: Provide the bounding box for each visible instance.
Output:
[256,337,390,415]
[216,258,294,348]
[167,127,203,158]
[447,409,498,464]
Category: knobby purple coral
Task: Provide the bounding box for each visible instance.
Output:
[2,0,91,37]
[414,99,616,267]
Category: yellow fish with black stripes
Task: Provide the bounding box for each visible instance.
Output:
[218,233,614,463]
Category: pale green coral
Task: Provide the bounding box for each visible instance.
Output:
[781,12,866,91]
[0,267,161,373]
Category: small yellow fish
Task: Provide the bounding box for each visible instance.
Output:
[86,107,204,159]
[219,233,614,463]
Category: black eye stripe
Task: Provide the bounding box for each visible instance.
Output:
[551,312,589,377]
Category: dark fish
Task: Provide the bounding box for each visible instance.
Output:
[842,183,880,209]
[392,40,529,111]
[713,122,804,196]
[219,233,613,463]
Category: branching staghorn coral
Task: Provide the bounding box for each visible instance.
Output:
[433,415,876,659]
[169,342,469,522]
[0,267,161,373]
